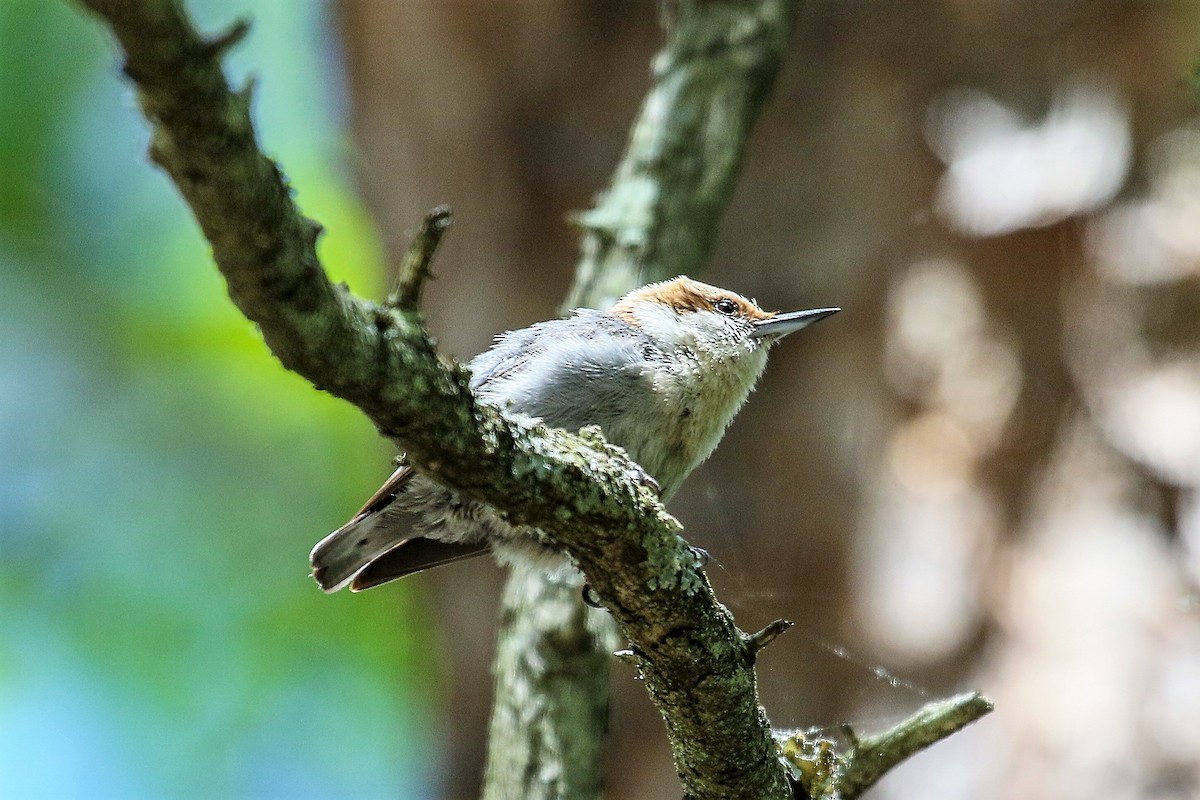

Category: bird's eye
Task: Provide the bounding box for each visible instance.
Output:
[713,298,739,316]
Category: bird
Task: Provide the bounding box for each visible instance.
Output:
[310,275,838,592]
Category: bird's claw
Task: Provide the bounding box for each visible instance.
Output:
[628,464,661,496]
[582,583,604,608]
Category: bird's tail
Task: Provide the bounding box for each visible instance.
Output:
[310,506,490,592]
[348,536,488,591]
[312,465,492,592]
[310,513,407,593]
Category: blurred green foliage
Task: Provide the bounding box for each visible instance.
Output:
[0,1,439,796]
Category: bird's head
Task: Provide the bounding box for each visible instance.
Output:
[610,276,838,371]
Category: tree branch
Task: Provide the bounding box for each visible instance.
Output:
[779,691,995,799]
[746,619,795,660]
[482,565,617,800]
[75,0,796,795]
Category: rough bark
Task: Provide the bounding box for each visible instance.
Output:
[481,565,616,800]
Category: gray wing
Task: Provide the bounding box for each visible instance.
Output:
[310,311,657,593]
[469,310,658,433]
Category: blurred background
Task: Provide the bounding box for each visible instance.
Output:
[3,0,1200,797]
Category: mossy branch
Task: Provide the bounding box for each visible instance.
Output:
[76,0,793,795]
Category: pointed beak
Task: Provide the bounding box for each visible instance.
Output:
[751,307,840,341]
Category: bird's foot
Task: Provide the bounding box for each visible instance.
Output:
[582,583,604,609]
[627,464,661,496]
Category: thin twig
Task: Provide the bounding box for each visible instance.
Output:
[779,691,994,799]
[199,17,249,59]
[839,691,993,798]
[745,619,794,660]
[386,205,452,311]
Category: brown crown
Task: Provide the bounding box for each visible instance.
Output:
[610,276,774,323]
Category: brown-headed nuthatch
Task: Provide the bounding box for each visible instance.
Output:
[311,276,838,592]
